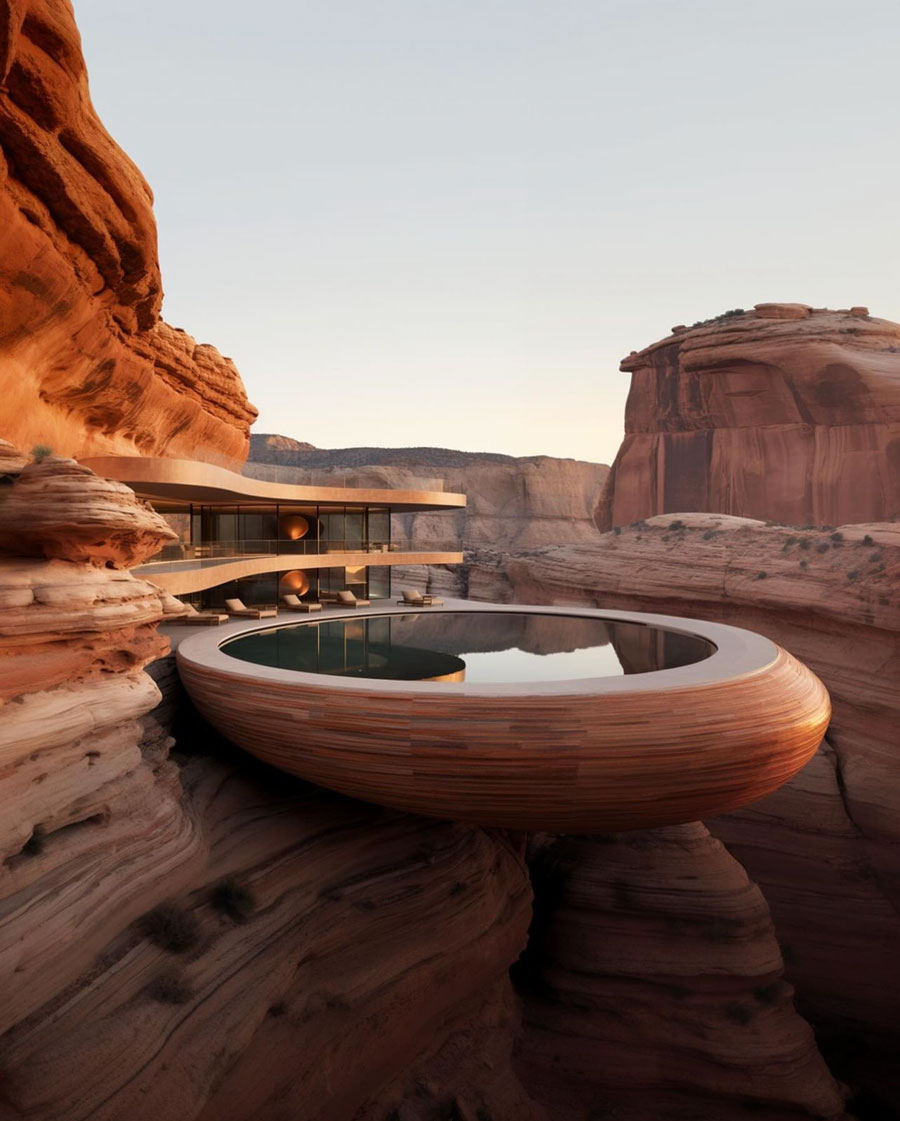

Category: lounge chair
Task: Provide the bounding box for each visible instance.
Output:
[396,589,443,607]
[224,597,277,619]
[281,594,322,613]
[334,590,370,608]
[157,593,227,625]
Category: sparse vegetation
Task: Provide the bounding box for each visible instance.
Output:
[30,444,53,462]
[702,529,717,540]
[138,902,201,952]
[689,308,745,329]
[669,519,685,531]
[862,534,874,547]
[799,560,808,569]
[831,531,844,543]
[147,967,193,1005]
[756,571,768,580]
[211,876,257,921]
[816,543,830,554]
[848,570,859,581]
[798,538,811,550]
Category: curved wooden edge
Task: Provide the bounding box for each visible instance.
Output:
[79,456,466,510]
[175,606,831,833]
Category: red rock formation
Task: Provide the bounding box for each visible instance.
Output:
[0,455,177,566]
[0,447,542,1121]
[517,826,847,1120]
[0,0,257,466]
[598,305,900,530]
[496,515,900,1106]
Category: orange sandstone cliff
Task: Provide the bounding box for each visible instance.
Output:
[598,304,900,530]
[0,0,257,466]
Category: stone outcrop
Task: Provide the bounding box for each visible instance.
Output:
[0,449,542,1120]
[598,305,900,530]
[492,514,900,1105]
[0,0,256,466]
[517,826,847,1120]
[0,455,177,566]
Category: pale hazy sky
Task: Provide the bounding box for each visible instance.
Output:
[74,0,900,464]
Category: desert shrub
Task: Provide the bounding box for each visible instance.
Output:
[30,444,53,462]
[138,902,200,952]
[848,570,859,581]
[831,531,844,543]
[756,571,767,580]
[799,560,808,569]
[669,519,685,531]
[147,967,193,1005]
[798,538,811,550]
[816,543,830,554]
[862,534,874,547]
[690,308,745,329]
[612,526,621,535]
[702,529,716,540]
[212,876,257,921]
[785,535,798,546]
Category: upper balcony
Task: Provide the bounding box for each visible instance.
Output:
[79,455,466,596]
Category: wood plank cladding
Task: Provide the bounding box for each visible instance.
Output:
[176,609,831,833]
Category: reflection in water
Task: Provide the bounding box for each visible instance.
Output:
[224,613,715,684]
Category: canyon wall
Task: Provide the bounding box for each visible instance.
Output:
[0,451,543,1121]
[488,514,900,1108]
[248,435,609,596]
[598,304,900,530]
[0,0,256,466]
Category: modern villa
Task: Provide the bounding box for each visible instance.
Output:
[80,455,466,609]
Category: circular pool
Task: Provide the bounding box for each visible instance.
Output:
[222,611,717,683]
[176,604,830,833]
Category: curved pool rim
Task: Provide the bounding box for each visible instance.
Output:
[180,604,775,696]
[175,602,831,833]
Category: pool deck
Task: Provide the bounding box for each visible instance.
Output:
[161,595,477,651]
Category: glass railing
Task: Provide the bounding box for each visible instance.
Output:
[147,538,403,564]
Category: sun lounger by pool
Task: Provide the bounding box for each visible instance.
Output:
[167,603,228,625]
[396,589,443,607]
[334,590,370,608]
[225,598,277,619]
[281,594,323,613]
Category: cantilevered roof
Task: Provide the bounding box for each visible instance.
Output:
[80,456,467,512]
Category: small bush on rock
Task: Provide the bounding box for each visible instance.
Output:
[212,876,257,921]
[138,902,200,952]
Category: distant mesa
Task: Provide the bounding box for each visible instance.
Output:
[599,303,900,530]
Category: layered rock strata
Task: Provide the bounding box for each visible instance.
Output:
[598,305,900,530]
[0,451,541,1121]
[493,514,900,1103]
[0,0,256,465]
[517,825,846,1120]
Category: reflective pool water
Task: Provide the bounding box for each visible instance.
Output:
[222,612,715,684]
